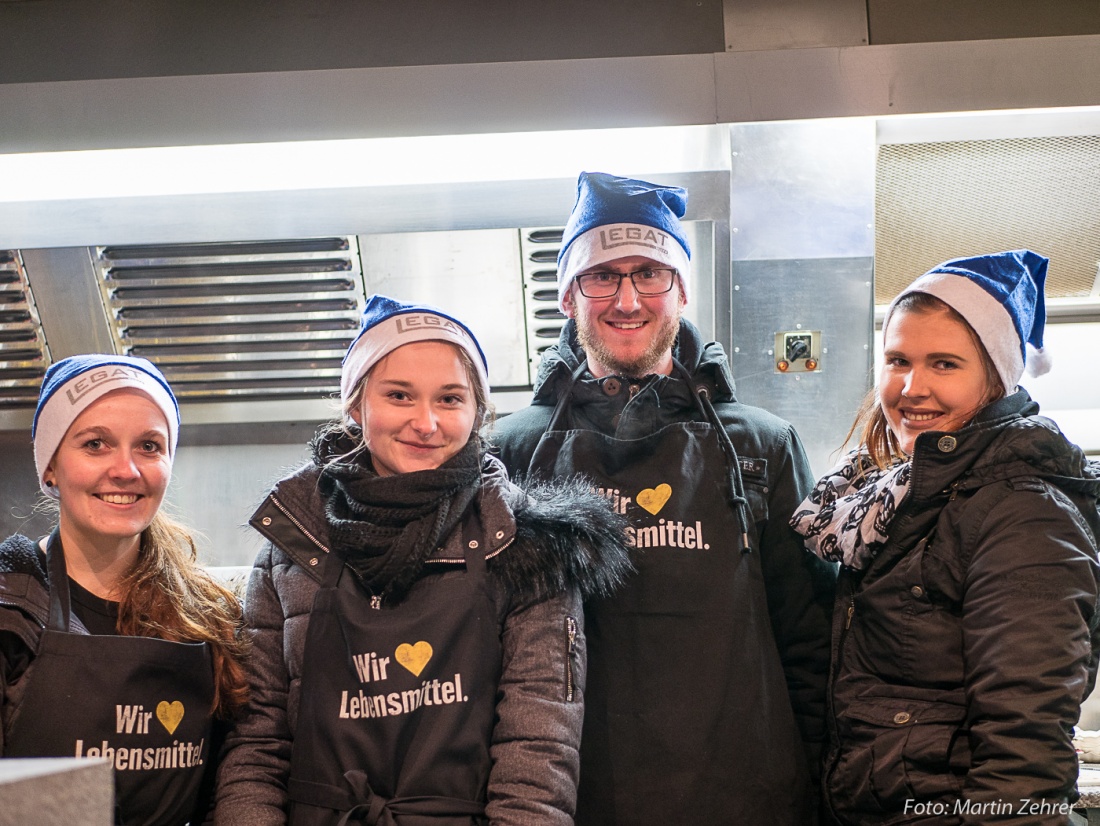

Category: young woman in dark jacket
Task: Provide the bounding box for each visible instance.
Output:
[792,250,1100,826]
[214,295,632,826]
[0,354,248,826]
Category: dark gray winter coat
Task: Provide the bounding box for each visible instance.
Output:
[214,453,632,826]
[825,390,1100,826]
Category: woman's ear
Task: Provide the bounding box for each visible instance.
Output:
[349,405,362,426]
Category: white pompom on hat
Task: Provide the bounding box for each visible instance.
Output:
[341,295,490,407]
[32,354,180,499]
[883,249,1051,395]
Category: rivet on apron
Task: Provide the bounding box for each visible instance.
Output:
[937,435,958,452]
[262,516,272,526]
[495,531,505,540]
[468,540,479,549]
[310,557,318,566]
[893,711,911,725]
[910,585,923,598]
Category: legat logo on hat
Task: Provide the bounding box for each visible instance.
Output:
[63,365,149,406]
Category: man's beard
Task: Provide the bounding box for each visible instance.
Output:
[574,304,682,378]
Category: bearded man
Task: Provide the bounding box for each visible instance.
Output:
[490,171,836,826]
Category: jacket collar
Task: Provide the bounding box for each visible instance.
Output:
[531,318,738,404]
[905,389,1094,502]
[250,454,518,581]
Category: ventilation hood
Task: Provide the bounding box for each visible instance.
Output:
[0,217,718,429]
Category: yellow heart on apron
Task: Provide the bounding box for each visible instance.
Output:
[156,700,185,735]
[395,641,433,677]
[636,483,672,515]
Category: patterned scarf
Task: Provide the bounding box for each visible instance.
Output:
[313,428,482,603]
[789,449,911,571]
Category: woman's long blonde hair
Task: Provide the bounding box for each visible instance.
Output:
[110,511,249,718]
[847,292,1005,470]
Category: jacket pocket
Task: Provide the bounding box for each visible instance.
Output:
[835,695,969,814]
[739,459,770,526]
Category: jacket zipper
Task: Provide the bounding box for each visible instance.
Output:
[269,495,330,554]
[565,616,578,702]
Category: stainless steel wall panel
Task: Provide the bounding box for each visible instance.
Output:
[729,119,876,261]
[867,0,1100,45]
[358,229,531,390]
[724,0,868,52]
[730,257,874,478]
[0,55,721,155]
[714,36,1100,123]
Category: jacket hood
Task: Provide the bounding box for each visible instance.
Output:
[531,318,738,404]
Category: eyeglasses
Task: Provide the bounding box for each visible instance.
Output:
[574,267,678,299]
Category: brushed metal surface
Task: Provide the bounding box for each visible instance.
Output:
[724,0,867,52]
[359,228,530,390]
[729,119,876,262]
[730,257,874,479]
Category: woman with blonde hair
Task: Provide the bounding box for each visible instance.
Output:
[215,295,632,825]
[792,250,1100,825]
[0,354,248,825]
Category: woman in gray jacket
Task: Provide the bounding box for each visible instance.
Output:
[792,251,1100,825]
[215,295,631,826]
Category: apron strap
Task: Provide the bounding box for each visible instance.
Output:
[672,359,753,553]
[321,545,346,589]
[44,529,73,633]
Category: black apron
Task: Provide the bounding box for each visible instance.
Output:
[286,519,500,826]
[5,531,215,826]
[528,364,811,825]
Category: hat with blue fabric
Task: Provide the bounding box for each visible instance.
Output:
[33,354,180,498]
[556,171,691,312]
[342,294,490,405]
[884,249,1052,394]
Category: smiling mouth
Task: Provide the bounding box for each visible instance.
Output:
[607,320,645,330]
[97,493,140,505]
[902,411,941,423]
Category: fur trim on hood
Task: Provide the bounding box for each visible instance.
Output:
[491,476,633,603]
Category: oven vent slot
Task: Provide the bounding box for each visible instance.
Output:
[519,228,566,367]
[94,238,365,402]
[0,251,51,409]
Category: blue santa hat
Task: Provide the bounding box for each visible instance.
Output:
[33,354,180,498]
[884,249,1051,394]
[556,172,691,312]
[342,294,490,405]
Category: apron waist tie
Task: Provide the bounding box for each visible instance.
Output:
[289,773,486,826]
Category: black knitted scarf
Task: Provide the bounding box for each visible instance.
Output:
[313,428,482,604]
